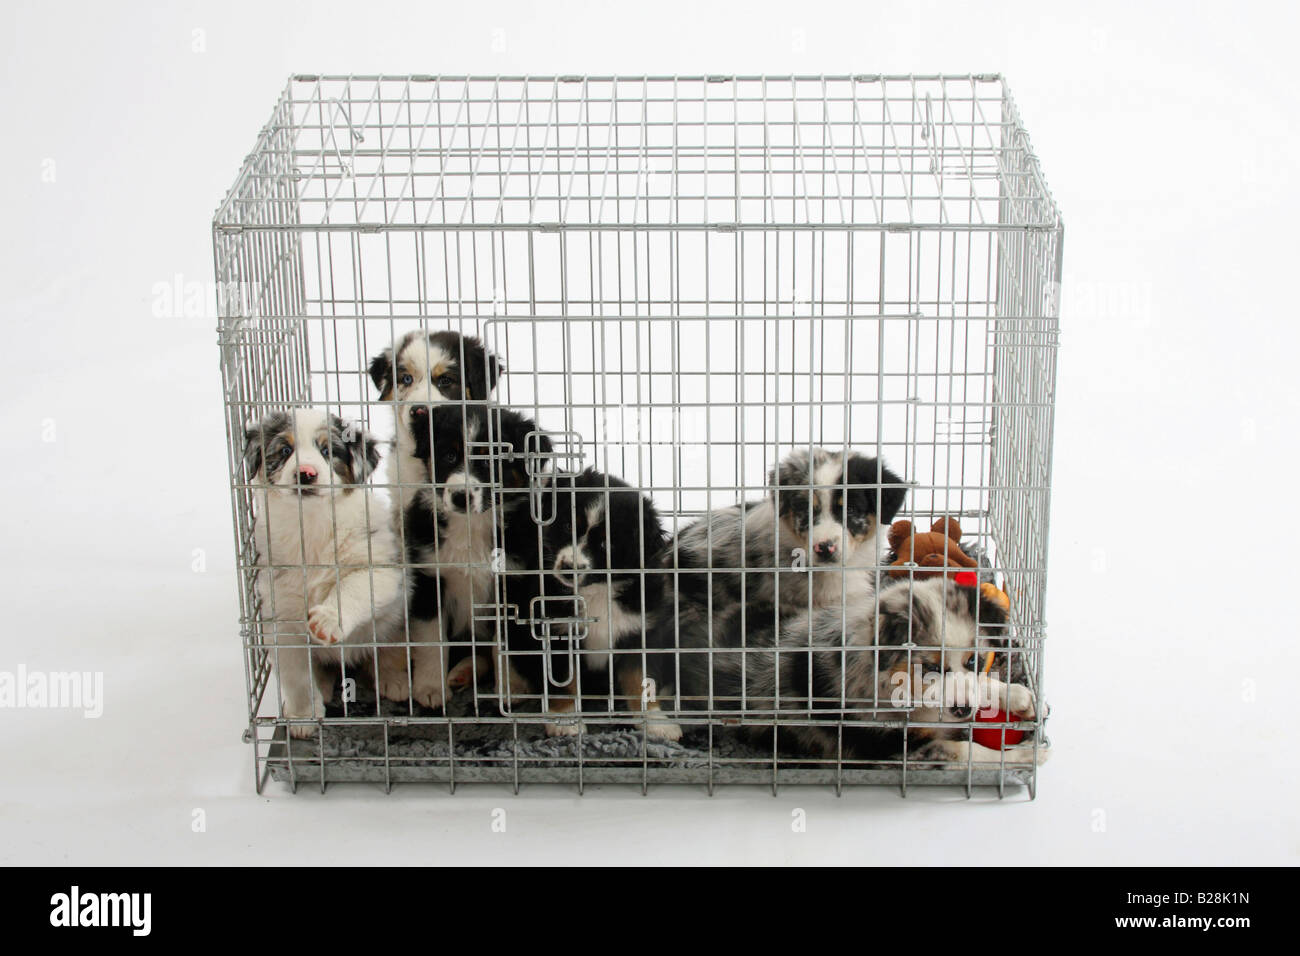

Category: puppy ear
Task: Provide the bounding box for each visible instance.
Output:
[767,464,782,506]
[340,418,380,484]
[642,501,670,556]
[511,424,551,487]
[876,602,919,649]
[461,336,503,401]
[948,577,1006,632]
[850,455,907,524]
[368,348,394,400]
[876,461,907,524]
[485,350,503,395]
[242,423,265,483]
[976,589,1009,632]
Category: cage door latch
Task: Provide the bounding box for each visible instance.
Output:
[524,593,591,687]
[524,430,584,524]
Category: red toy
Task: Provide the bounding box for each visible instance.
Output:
[972,709,1026,749]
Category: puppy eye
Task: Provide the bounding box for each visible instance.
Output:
[442,449,458,463]
[399,373,414,386]
[318,442,330,457]
[437,374,456,389]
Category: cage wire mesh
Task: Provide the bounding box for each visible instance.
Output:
[214,74,1062,796]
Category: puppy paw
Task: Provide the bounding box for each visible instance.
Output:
[374,647,412,702]
[307,604,343,646]
[645,720,683,743]
[545,719,586,738]
[1005,683,1036,719]
[378,671,411,703]
[446,655,485,691]
[283,697,325,738]
[412,677,446,712]
[1006,739,1051,766]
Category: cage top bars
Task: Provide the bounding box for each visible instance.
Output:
[214,74,1062,236]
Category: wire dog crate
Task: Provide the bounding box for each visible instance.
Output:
[215,74,1062,796]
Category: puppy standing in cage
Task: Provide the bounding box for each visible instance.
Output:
[397,400,551,710]
[534,468,671,737]
[244,409,409,737]
[366,331,503,710]
[675,577,1048,764]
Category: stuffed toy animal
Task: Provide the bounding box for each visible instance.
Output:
[886,517,980,579]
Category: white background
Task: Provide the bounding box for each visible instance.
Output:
[1,0,1295,865]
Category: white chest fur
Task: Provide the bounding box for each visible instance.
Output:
[252,487,402,657]
[577,581,642,669]
[433,510,496,636]
[388,428,434,534]
[255,492,387,607]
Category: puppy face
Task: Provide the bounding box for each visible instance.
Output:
[547,470,666,588]
[856,578,1009,717]
[415,404,490,515]
[771,449,906,566]
[413,404,547,516]
[368,330,503,437]
[243,408,380,496]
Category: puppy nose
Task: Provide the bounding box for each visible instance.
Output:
[814,539,837,558]
[297,465,318,484]
[411,406,428,419]
[556,557,574,572]
[450,490,467,511]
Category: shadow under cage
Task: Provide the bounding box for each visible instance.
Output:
[214,74,1062,796]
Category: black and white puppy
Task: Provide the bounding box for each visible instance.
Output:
[667,447,907,616]
[244,408,407,737]
[673,577,1048,764]
[536,468,670,736]
[396,401,550,709]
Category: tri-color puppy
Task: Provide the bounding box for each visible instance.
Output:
[537,468,671,737]
[244,408,408,737]
[672,577,1048,764]
[392,401,550,711]
[366,331,503,710]
[368,329,503,531]
[667,447,907,616]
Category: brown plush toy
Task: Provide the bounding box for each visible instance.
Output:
[886,517,979,580]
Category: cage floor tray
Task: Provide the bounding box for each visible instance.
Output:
[264,685,1036,792]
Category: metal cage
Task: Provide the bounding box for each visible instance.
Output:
[214,74,1062,796]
